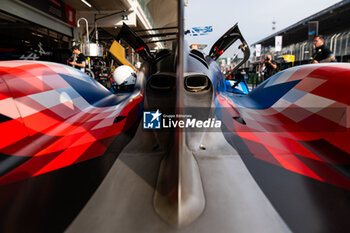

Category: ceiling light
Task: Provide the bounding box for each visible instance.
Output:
[81,0,92,8]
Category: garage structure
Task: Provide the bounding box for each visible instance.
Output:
[0,0,177,64]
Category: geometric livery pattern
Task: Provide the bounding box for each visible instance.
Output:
[0,61,143,185]
[217,63,350,190]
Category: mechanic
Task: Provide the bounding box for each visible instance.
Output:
[312,35,336,63]
[68,46,86,72]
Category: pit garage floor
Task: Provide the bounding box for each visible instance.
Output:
[65,124,291,233]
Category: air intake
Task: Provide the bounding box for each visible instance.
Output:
[148,73,176,91]
[184,74,210,92]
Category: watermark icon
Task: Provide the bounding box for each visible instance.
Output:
[143,110,162,129]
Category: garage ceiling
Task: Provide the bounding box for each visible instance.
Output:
[62,0,177,28]
[62,0,128,11]
[62,0,177,49]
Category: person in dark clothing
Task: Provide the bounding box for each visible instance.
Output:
[68,46,86,72]
[312,35,335,63]
[262,54,277,80]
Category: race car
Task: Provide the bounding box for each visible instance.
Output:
[0,21,349,233]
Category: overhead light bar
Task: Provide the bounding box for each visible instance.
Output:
[81,0,92,8]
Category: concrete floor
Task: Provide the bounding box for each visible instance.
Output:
[65,124,291,233]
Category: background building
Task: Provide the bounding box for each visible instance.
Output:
[251,0,350,65]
